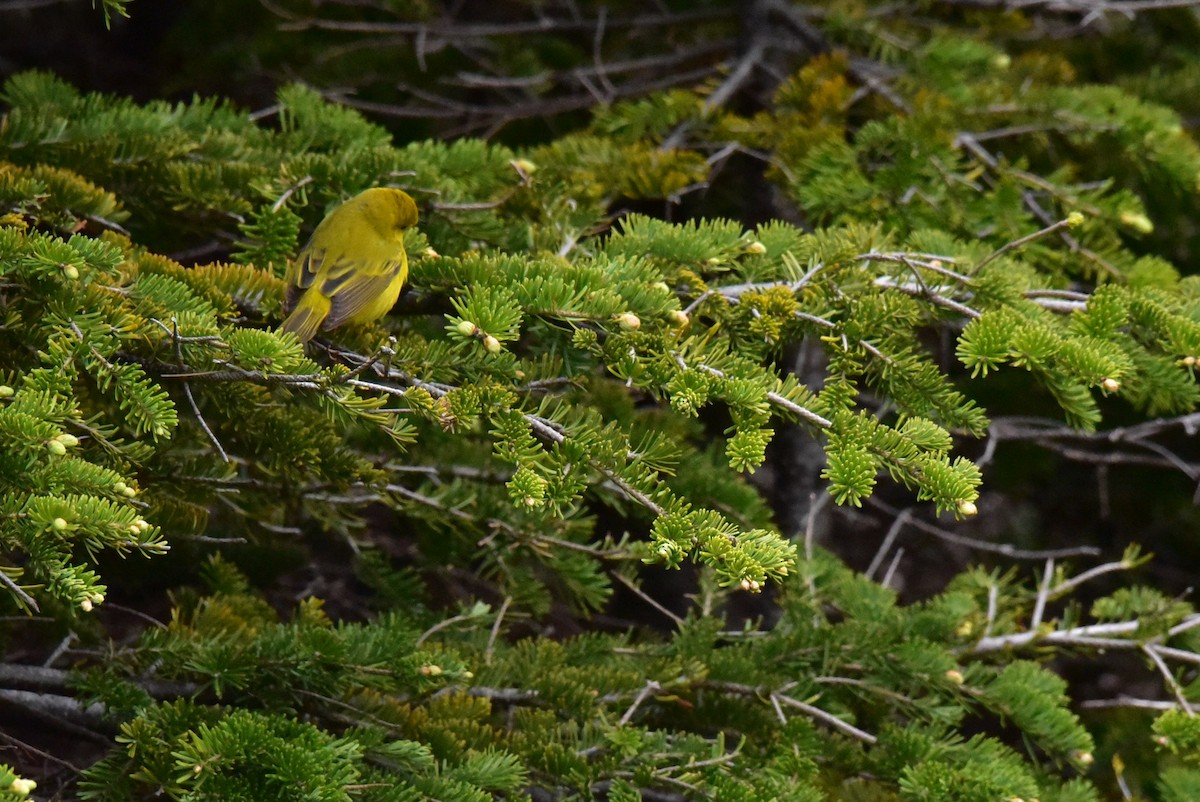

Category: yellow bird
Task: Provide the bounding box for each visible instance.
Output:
[280,187,419,342]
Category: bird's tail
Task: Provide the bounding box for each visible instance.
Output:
[279,293,330,343]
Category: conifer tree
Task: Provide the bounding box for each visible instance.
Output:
[1,1,1200,801]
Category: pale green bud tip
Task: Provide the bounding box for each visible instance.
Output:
[1183,356,1197,367]
[80,598,93,612]
[55,433,79,447]
[51,517,68,531]
[454,319,478,337]
[47,440,67,456]
[9,778,35,796]
[511,158,537,174]
[616,312,641,331]
[944,669,965,685]
[122,485,137,497]
[957,499,978,517]
[1073,750,1094,766]
[113,481,127,493]
[1119,210,1154,234]
[669,310,690,327]
[745,240,767,255]
[423,247,439,259]
[1065,211,1085,229]
[991,53,1011,70]
[63,264,80,280]
[652,281,670,292]
[419,664,443,676]
[483,335,502,354]
[0,385,13,398]
[1101,377,1120,393]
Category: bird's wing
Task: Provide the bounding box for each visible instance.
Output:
[321,256,407,330]
[283,246,325,314]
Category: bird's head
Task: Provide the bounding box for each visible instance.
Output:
[355,187,419,234]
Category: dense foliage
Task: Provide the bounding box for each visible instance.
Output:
[2,1,1200,800]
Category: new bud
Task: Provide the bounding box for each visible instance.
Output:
[1118,211,1154,234]
[10,778,35,796]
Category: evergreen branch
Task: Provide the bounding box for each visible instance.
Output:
[332,353,677,523]
[873,276,982,319]
[971,620,1139,652]
[1079,696,1181,710]
[983,415,1200,478]
[272,7,734,36]
[865,507,912,580]
[270,175,313,213]
[414,608,489,648]
[1049,556,1140,599]
[0,727,80,772]
[955,132,1120,277]
[1143,644,1195,715]
[151,318,231,463]
[878,545,902,588]
[0,569,39,613]
[161,369,325,390]
[769,686,878,743]
[161,350,672,524]
[483,595,509,665]
[699,680,878,744]
[864,497,1102,559]
[1167,614,1200,638]
[857,251,971,283]
[689,360,832,428]
[973,215,1080,273]
[0,688,110,738]
[611,571,685,627]
[444,41,732,90]
[619,679,663,725]
[463,686,541,704]
[327,63,724,136]
[970,618,1200,692]
[1022,291,1088,313]
[598,471,665,515]
[1030,558,1055,631]
[994,0,1200,18]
